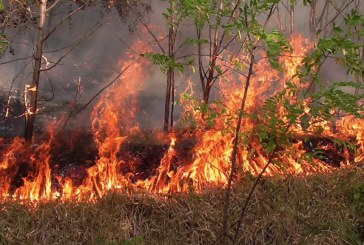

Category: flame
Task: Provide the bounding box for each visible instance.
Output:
[0,34,363,202]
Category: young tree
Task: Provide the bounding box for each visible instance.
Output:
[183,0,246,104]
[216,2,364,242]
[24,0,48,141]
[1,0,97,142]
[129,0,184,132]
[162,1,181,132]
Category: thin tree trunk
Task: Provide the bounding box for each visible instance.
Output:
[355,41,364,95]
[164,68,172,132]
[290,3,295,35]
[164,2,176,133]
[24,0,47,142]
[221,52,254,237]
[309,0,318,41]
[203,85,211,104]
[170,68,175,131]
[307,0,318,95]
[232,145,279,243]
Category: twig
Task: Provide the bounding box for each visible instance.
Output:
[41,22,102,72]
[221,50,255,236]
[126,0,165,54]
[232,146,279,243]
[62,56,140,129]
[43,0,94,42]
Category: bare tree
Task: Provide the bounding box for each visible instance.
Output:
[1,0,98,142]
[24,0,48,141]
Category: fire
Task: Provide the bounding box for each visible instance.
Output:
[0,34,362,202]
[0,128,55,201]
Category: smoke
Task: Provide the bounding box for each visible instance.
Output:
[0,0,362,135]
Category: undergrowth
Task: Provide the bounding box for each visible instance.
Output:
[1,168,364,245]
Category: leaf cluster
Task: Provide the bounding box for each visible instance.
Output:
[141,52,183,73]
[0,34,8,55]
[299,9,364,82]
[314,81,364,119]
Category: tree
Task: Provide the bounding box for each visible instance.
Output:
[130,0,184,133]
[24,0,48,141]
[1,0,97,142]
[214,1,364,242]
[145,0,362,242]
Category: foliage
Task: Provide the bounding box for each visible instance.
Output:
[0,0,8,55]
[353,183,364,203]
[292,9,364,142]
[0,35,8,55]
[299,9,364,83]
[121,236,144,245]
[314,82,364,118]
[252,8,364,162]
[141,53,183,73]
[264,30,292,71]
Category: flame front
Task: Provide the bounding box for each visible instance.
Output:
[0,35,362,202]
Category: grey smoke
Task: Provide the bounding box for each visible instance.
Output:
[0,0,362,135]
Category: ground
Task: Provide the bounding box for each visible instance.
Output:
[1,167,364,245]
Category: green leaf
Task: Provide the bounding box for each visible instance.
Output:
[141,52,183,73]
[265,30,291,71]
[353,192,361,201]
[0,0,4,11]
[215,65,223,75]
[0,34,9,55]
[122,236,144,245]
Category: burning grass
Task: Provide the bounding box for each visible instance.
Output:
[1,34,363,201]
[1,168,363,245]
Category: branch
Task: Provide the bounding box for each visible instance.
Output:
[62,56,141,129]
[320,0,355,33]
[36,71,54,102]
[221,50,255,237]
[232,145,279,243]
[126,0,165,54]
[43,0,93,42]
[2,60,32,120]
[0,56,33,65]
[41,22,102,72]
[46,0,62,13]
[196,28,206,90]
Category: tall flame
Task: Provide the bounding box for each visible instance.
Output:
[0,34,362,202]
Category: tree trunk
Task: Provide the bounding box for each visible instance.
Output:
[170,68,175,131]
[202,86,211,104]
[221,52,254,236]
[307,0,318,95]
[355,41,364,95]
[290,3,295,35]
[163,3,176,133]
[309,0,318,41]
[164,68,172,132]
[24,0,47,142]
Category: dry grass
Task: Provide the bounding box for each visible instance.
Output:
[1,168,364,245]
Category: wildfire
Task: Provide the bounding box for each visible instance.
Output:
[0,34,362,202]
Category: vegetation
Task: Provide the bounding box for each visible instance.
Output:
[0,0,363,244]
[0,169,363,244]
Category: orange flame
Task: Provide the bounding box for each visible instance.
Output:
[0,34,363,202]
